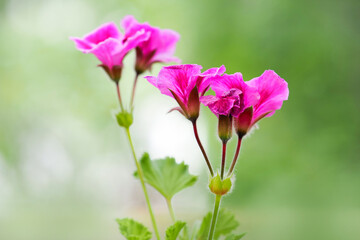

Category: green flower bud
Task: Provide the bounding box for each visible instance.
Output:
[209,174,232,196]
[116,111,133,129]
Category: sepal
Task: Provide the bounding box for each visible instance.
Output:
[234,107,253,137]
[99,64,122,83]
[116,111,133,128]
[209,174,232,196]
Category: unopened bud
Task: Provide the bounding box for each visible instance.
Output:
[116,111,133,128]
[218,115,233,143]
[234,107,253,138]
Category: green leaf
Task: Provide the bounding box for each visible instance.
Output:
[135,153,198,200]
[196,209,239,240]
[224,233,246,240]
[166,221,186,240]
[179,225,189,240]
[116,218,152,240]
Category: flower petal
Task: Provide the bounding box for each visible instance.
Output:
[247,70,289,124]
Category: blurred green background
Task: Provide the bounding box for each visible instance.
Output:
[0,0,359,239]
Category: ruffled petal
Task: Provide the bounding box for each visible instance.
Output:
[247,70,289,124]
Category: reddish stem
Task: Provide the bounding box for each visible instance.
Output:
[227,136,243,176]
[116,83,124,112]
[130,72,139,109]
[221,141,227,179]
[192,120,214,176]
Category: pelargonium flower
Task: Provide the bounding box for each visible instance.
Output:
[70,22,150,82]
[211,70,289,136]
[145,64,225,121]
[121,15,180,74]
[200,73,259,118]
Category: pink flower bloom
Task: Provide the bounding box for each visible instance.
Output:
[246,70,289,125]
[145,64,225,121]
[201,73,259,117]
[233,70,289,136]
[70,22,150,82]
[121,15,180,74]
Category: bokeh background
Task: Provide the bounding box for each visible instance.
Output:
[0,0,359,239]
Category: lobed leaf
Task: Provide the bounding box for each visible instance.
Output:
[134,153,198,200]
[196,209,239,240]
[116,218,152,240]
[166,221,186,240]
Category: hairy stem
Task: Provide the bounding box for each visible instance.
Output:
[166,198,176,222]
[208,194,222,240]
[130,72,139,109]
[125,128,160,240]
[221,142,227,179]
[192,120,214,176]
[227,136,242,176]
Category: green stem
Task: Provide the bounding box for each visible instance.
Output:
[125,128,160,240]
[166,198,176,222]
[208,194,222,240]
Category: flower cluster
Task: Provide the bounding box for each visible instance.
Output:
[70,16,179,83]
[71,15,289,240]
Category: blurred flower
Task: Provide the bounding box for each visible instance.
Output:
[121,15,180,74]
[145,64,225,121]
[70,22,150,82]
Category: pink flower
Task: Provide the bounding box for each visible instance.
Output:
[121,15,180,74]
[246,70,289,125]
[145,64,225,121]
[70,22,150,82]
[234,70,289,136]
[200,73,259,117]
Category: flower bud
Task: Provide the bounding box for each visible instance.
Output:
[186,86,200,121]
[218,115,233,143]
[234,107,253,138]
[209,174,232,196]
[116,111,133,128]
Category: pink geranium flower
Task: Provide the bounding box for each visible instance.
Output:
[145,64,225,121]
[200,73,259,118]
[121,15,180,74]
[70,22,150,82]
[234,70,289,136]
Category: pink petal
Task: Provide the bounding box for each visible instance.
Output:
[198,65,226,95]
[150,29,180,64]
[88,38,121,69]
[247,70,289,124]
[200,95,236,116]
[112,29,150,66]
[145,64,202,105]
[121,15,138,30]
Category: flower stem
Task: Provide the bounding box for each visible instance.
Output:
[192,120,214,176]
[166,198,176,222]
[130,72,139,109]
[208,194,222,240]
[227,136,242,176]
[221,142,227,179]
[125,128,160,240]
[116,82,125,112]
